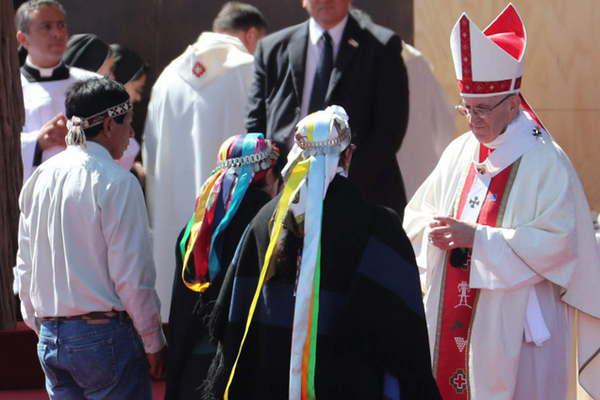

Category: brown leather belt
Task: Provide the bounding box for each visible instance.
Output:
[40,311,129,321]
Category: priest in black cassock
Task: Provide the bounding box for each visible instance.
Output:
[167,133,280,400]
[203,106,440,400]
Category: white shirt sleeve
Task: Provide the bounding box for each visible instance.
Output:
[15,210,37,333]
[100,174,166,353]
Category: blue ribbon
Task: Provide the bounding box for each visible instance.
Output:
[207,133,263,280]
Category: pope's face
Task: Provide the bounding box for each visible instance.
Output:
[19,6,68,67]
[462,94,516,144]
[302,0,351,29]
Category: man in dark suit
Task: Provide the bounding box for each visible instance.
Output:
[246,0,409,215]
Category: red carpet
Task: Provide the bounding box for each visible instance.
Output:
[0,322,166,398]
[0,382,165,399]
[0,322,44,390]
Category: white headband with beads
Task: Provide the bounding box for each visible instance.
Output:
[66,100,132,147]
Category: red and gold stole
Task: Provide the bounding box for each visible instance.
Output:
[434,145,518,399]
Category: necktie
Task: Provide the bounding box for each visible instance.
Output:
[308,31,333,113]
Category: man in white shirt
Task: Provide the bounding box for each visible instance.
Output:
[403,5,600,399]
[15,0,98,180]
[142,1,267,320]
[15,78,166,399]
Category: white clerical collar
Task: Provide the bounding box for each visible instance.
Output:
[485,112,522,149]
[25,56,63,78]
[308,15,348,50]
[473,111,540,176]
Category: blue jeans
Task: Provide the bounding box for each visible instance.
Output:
[37,317,151,399]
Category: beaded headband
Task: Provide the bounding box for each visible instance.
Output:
[66,100,132,146]
[211,142,278,174]
[295,118,351,155]
[67,100,132,130]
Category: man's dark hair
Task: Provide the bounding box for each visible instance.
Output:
[212,2,267,33]
[65,78,129,138]
[15,0,66,33]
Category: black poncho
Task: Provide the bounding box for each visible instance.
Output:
[166,187,272,400]
[204,176,440,399]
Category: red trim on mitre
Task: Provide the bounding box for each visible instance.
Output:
[457,79,515,94]
[483,4,526,61]
[459,15,472,81]
[457,6,524,95]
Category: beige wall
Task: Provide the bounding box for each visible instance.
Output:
[415,0,600,211]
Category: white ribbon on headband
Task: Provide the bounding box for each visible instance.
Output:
[66,116,87,147]
[65,100,132,148]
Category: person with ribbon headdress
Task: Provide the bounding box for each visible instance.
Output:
[15,78,166,398]
[166,133,280,400]
[403,4,600,399]
[202,106,440,400]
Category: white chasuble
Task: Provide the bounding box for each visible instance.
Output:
[404,111,600,399]
[142,32,254,320]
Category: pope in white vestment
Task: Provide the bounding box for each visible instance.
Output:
[403,5,600,399]
[142,32,255,320]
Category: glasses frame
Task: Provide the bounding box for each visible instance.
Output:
[455,94,515,118]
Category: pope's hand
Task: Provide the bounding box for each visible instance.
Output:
[428,216,476,250]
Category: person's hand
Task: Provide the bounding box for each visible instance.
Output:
[428,216,476,250]
[132,161,145,187]
[37,114,67,150]
[146,346,167,380]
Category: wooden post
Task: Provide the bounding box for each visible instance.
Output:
[0,0,24,330]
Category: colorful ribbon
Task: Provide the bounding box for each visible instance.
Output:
[180,133,270,292]
[207,134,261,280]
[291,115,329,400]
[225,111,337,400]
[225,158,310,399]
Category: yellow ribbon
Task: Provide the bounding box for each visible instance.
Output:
[224,158,310,399]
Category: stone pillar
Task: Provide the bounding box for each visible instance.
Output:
[1,0,24,330]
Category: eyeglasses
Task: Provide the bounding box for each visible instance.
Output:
[455,94,514,118]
